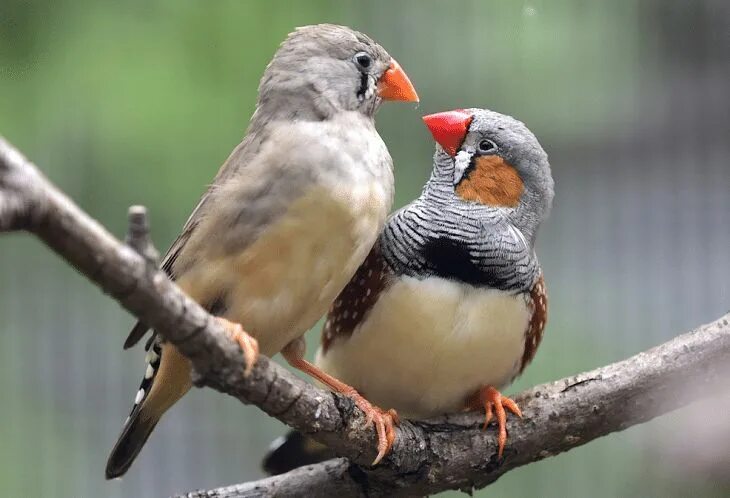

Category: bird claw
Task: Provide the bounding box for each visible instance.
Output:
[278,352,398,465]
[351,395,399,465]
[471,386,522,458]
[216,317,259,376]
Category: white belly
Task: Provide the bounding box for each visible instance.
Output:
[316,276,530,418]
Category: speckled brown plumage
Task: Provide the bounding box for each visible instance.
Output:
[321,246,391,353]
[519,274,547,374]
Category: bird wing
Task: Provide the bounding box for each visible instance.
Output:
[122,144,239,348]
[123,119,353,348]
[468,215,538,291]
[123,196,209,348]
[123,129,279,348]
[519,273,547,373]
[123,190,211,347]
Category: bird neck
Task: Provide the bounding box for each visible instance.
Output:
[507,187,548,248]
[247,94,330,132]
[423,151,546,248]
[380,198,540,292]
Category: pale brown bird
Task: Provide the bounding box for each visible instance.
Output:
[105,24,418,479]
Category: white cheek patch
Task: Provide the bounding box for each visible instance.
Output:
[363,76,376,101]
[453,150,472,185]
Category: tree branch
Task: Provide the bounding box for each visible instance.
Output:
[180,312,730,497]
[125,205,160,266]
[1,135,729,497]
[178,459,361,498]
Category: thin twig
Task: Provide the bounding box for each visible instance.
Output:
[125,205,159,266]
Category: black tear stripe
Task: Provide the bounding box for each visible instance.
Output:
[457,156,478,186]
[356,72,369,100]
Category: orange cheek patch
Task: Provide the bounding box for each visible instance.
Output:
[455,156,524,207]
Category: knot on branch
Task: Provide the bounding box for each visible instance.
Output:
[125,205,160,266]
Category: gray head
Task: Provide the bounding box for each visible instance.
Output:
[422,108,554,244]
[254,24,418,123]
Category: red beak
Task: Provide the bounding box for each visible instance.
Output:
[377,59,419,102]
[422,110,473,157]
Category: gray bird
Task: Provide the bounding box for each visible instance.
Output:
[106,23,418,479]
[264,108,553,473]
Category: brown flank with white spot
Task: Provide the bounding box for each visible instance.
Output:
[520,274,547,373]
[321,246,391,353]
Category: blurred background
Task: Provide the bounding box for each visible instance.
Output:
[1,1,729,496]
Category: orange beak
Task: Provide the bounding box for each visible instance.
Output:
[422,110,473,156]
[377,59,419,102]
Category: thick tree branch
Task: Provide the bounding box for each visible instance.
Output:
[182,313,730,497]
[1,136,729,497]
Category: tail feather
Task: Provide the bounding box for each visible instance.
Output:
[262,430,334,475]
[105,412,159,479]
[106,340,192,479]
[124,321,150,349]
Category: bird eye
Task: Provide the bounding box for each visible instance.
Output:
[478,139,497,153]
[353,52,372,70]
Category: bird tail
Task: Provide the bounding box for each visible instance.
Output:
[106,340,192,479]
[262,430,335,475]
[105,408,159,479]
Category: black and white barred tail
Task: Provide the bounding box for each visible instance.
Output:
[105,339,162,479]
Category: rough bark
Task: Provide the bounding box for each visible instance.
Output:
[178,459,362,498]
[1,136,729,497]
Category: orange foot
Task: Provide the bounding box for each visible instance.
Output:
[467,386,522,458]
[282,343,398,465]
[216,317,259,376]
[342,386,399,465]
